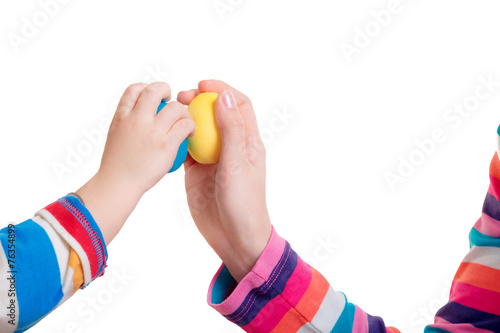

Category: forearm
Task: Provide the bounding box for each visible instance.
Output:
[76,169,144,246]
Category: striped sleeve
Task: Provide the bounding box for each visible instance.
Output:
[208,227,400,333]
[424,133,500,332]
[0,194,108,333]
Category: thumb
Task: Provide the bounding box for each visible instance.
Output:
[215,90,247,163]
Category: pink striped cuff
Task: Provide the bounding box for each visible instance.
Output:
[208,227,285,316]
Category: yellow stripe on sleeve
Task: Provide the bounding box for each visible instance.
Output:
[69,249,84,294]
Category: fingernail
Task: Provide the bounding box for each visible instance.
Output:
[222,90,237,110]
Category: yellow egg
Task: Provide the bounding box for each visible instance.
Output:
[187,92,221,164]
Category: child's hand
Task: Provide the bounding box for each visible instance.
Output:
[77,82,195,245]
[99,82,195,193]
[178,80,272,282]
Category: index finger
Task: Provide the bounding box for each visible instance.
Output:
[198,80,252,107]
[177,89,200,106]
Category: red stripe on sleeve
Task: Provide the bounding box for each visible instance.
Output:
[44,201,99,278]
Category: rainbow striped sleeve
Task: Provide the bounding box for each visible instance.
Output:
[208,227,400,332]
[424,145,500,330]
[0,194,108,333]
[209,128,500,332]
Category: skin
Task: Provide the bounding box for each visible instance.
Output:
[76,79,272,283]
[178,80,272,282]
[76,82,196,246]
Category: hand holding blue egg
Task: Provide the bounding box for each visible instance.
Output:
[157,92,222,173]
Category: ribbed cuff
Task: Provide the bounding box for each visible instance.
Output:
[36,194,108,288]
[208,227,299,328]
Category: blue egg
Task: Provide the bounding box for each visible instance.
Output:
[157,100,188,173]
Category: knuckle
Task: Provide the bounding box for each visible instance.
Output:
[142,84,159,96]
[241,98,253,110]
[232,123,245,132]
[230,88,252,107]
[124,83,146,97]
[178,117,196,133]
[169,101,191,118]
[166,100,183,110]
[240,93,252,106]
[230,114,245,129]
[109,112,132,133]
[112,110,127,125]
[198,79,215,89]
[143,81,169,96]
[173,118,196,138]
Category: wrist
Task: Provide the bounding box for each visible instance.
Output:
[95,167,146,200]
[76,169,144,245]
[222,253,259,284]
[223,223,273,282]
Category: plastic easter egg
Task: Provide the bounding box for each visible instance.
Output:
[187,92,221,164]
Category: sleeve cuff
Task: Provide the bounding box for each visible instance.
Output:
[207,226,299,328]
[35,194,108,288]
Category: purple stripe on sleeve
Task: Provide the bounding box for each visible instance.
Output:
[224,242,298,327]
[367,314,388,333]
[482,193,500,221]
[436,301,500,332]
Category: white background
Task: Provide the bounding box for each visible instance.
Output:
[1,0,500,332]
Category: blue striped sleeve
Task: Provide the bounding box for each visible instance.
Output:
[0,220,64,332]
